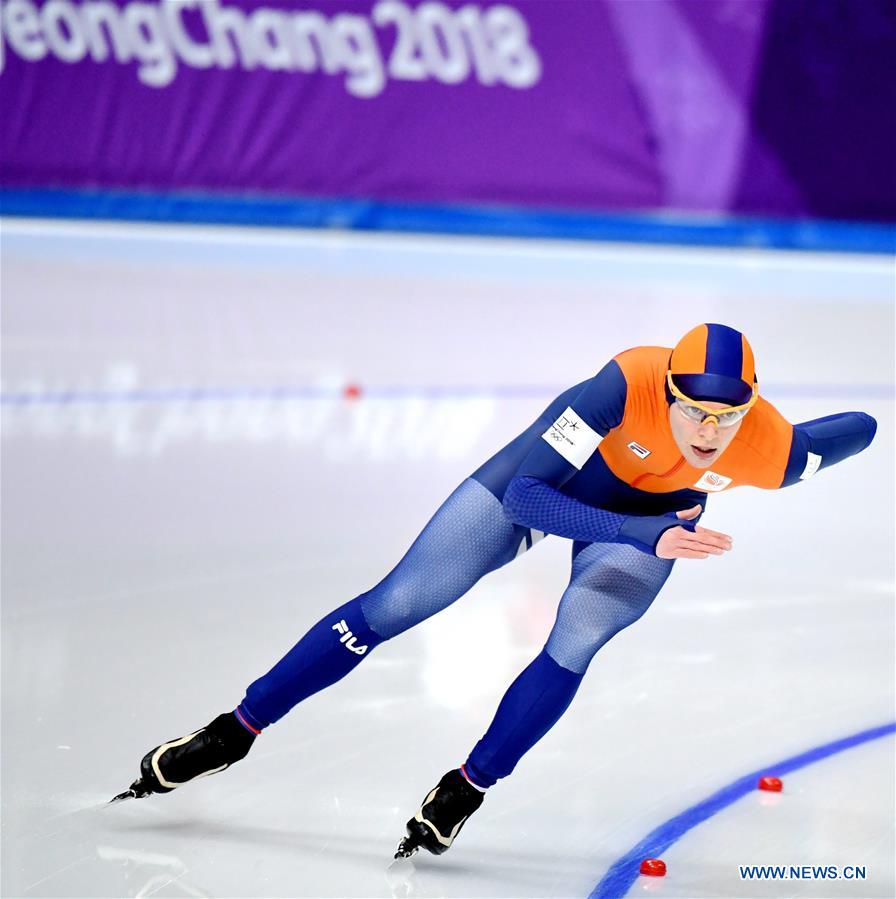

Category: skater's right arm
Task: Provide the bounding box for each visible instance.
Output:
[513,358,628,491]
[502,361,728,558]
[503,472,719,557]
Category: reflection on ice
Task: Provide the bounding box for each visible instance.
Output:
[385,857,419,898]
[1,366,497,459]
[96,845,211,898]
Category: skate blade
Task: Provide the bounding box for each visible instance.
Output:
[109,779,151,804]
[394,836,419,859]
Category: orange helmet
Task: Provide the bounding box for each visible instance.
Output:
[669,323,757,406]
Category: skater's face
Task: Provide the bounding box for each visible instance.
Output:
[669,400,744,468]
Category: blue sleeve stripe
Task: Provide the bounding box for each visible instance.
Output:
[585,359,627,435]
[781,426,810,487]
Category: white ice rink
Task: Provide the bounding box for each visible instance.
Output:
[2,219,894,898]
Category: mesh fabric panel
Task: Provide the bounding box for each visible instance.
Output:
[503,476,626,543]
[545,542,674,673]
[360,478,527,639]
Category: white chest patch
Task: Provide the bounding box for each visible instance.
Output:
[542,406,602,470]
[627,440,651,459]
[693,470,733,492]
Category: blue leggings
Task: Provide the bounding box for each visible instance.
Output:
[238,478,673,786]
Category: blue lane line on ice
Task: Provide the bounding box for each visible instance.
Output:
[2,188,895,254]
[590,721,896,899]
[1,384,893,406]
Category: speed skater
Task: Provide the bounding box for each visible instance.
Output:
[113,323,877,859]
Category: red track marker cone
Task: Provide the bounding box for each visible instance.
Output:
[640,858,667,876]
[758,775,783,792]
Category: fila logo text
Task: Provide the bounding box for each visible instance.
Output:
[332,619,368,655]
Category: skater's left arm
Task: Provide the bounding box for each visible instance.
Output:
[779,411,877,487]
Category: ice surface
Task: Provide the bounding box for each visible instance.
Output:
[2,220,893,898]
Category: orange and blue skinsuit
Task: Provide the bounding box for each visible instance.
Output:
[474,344,875,557]
[237,342,876,790]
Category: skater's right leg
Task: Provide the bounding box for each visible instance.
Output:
[238,477,528,728]
[118,478,529,799]
[235,595,383,732]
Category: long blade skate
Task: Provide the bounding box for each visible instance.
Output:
[394,835,420,859]
[112,712,256,804]
[394,769,485,858]
[109,778,153,803]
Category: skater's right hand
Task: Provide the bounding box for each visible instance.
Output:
[655,505,732,560]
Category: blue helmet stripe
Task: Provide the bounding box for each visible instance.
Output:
[704,323,743,380]
[674,373,753,406]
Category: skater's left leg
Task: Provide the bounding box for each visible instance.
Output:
[398,543,673,855]
[463,543,674,788]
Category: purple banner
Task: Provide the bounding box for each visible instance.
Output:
[1,0,894,221]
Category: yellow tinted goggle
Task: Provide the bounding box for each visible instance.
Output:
[666,371,758,427]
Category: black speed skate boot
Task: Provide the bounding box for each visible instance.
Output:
[111,712,256,803]
[394,769,485,858]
